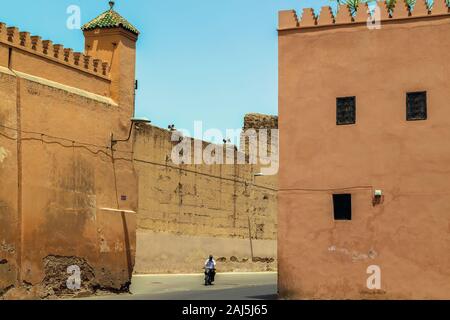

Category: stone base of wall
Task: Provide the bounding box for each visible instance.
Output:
[135,230,277,274]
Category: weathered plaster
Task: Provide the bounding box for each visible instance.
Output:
[278,6,450,299]
[0,147,10,163]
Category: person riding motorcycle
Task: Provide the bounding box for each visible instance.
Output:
[204,255,216,285]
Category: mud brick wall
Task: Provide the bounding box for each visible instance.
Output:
[134,114,278,274]
[0,20,137,299]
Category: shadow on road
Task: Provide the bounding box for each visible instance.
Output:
[246,294,279,300]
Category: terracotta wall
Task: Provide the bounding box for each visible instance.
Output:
[133,115,278,274]
[0,65,18,294]
[0,27,137,298]
[0,20,277,297]
[278,3,450,299]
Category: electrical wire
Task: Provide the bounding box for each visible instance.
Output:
[279,186,374,192]
[134,158,278,192]
[0,131,16,141]
[0,123,133,154]
[0,124,278,192]
[21,137,112,157]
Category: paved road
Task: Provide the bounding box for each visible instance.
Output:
[87,272,278,300]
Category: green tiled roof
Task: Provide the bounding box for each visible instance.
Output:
[82,8,139,35]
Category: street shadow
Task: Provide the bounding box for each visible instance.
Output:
[246,294,279,300]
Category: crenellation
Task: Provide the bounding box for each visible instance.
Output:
[318,6,335,26]
[52,44,64,59]
[102,62,109,76]
[41,40,53,55]
[0,23,111,79]
[279,0,450,31]
[354,3,371,23]
[299,8,317,27]
[431,0,449,15]
[413,0,431,17]
[7,27,19,45]
[335,4,353,24]
[93,59,101,73]
[19,31,30,47]
[377,1,391,20]
[30,35,42,51]
[278,10,298,29]
[0,22,6,41]
[63,48,73,63]
[72,52,82,66]
[83,55,91,69]
[391,0,411,19]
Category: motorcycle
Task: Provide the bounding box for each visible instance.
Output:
[204,268,216,286]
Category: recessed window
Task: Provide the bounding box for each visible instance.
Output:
[333,194,352,221]
[407,91,427,121]
[337,97,356,125]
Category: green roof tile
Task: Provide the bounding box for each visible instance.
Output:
[82,7,139,35]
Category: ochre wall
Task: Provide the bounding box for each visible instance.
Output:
[0,10,278,298]
[0,23,138,298]
[0,66,18,294]
[133,115,278,274]
[278,3,450,299]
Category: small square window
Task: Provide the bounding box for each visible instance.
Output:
[407,92,427,121]
[337,97,356,125]
[333,194,352,221]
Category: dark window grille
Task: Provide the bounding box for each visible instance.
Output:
[407,92,427,121]
[333,194,352,221]
[336,97,356,125]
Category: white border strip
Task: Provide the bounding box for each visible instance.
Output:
[0,66,117,106]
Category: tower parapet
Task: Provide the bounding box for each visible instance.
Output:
[279,0,450,31]
[0,22,110,78]
[82,1,139,116]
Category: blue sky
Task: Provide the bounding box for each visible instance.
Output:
[0,0,333,138]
